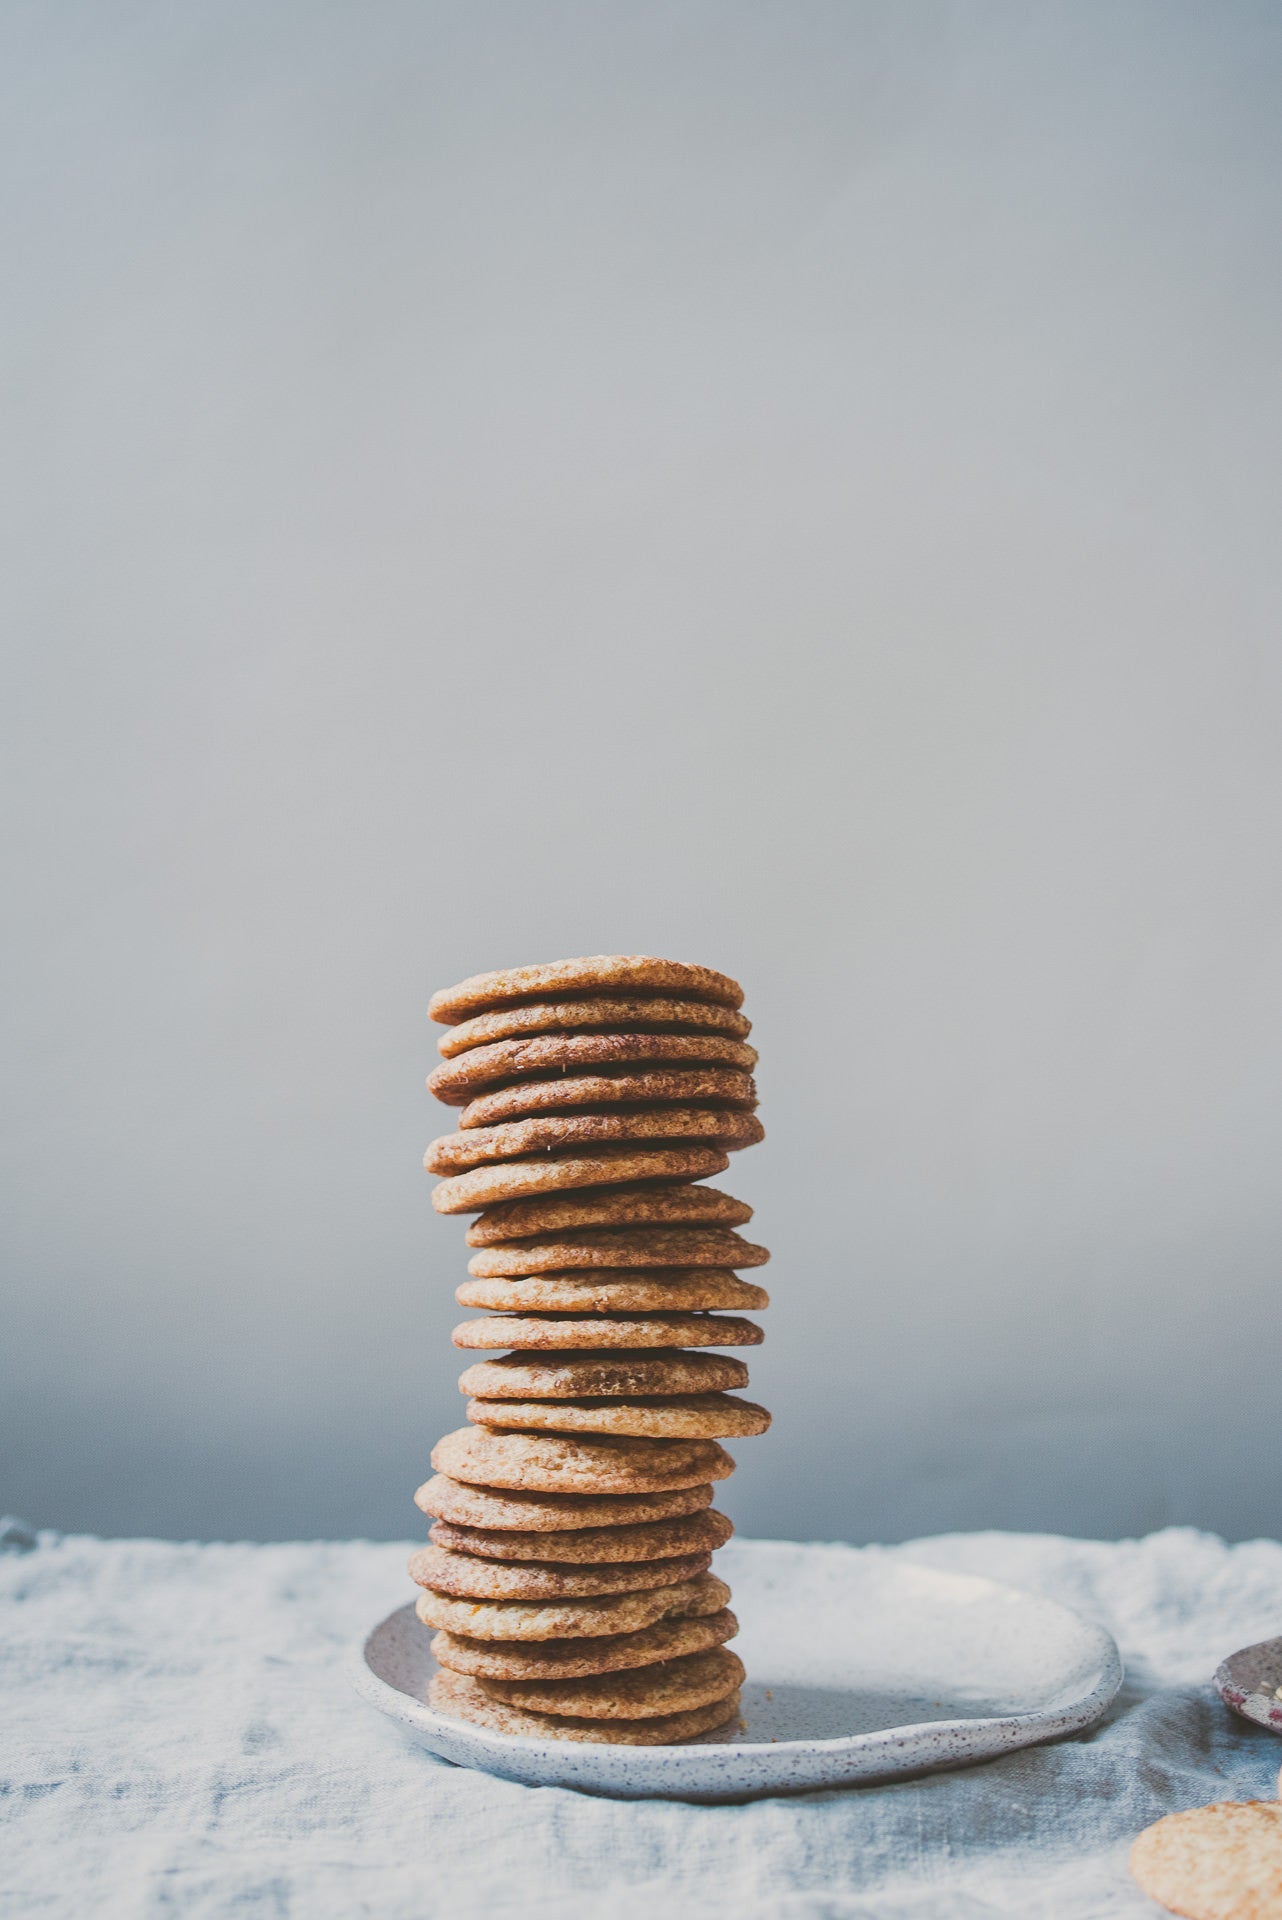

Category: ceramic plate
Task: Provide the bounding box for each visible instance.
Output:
[353,1539,1123,1799]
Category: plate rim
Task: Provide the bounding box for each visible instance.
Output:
[351,1549,1124,1769]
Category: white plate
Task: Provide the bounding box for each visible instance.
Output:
[353,1539,1122,1799]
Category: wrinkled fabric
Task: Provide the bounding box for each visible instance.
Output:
[2,1528,1280,1918]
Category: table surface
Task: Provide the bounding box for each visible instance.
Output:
[3,1526,1281,1919]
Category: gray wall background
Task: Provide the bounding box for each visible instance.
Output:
[3,2,1280,1545]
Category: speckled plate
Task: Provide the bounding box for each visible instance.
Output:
[353,1539,1122,1799]
[1215,1636,1282,1734]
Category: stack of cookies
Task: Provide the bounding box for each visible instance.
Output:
[411,954,771,1745]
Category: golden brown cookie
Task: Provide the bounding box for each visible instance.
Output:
[428,1032,758,1104]
[459,1350,749,1400]
[414,1570,731,1640]
[431,1607,739,1679]
[452,1313,764,1351]
[429,957,744,1026]
[409,1542,712,1601]
[432,1147,730,1215]
[425,1109,763,1176]
[429,1508,732,1563]
[430,1426,736,1494]
[465,1182,753,1245]
[1129,1802,1282,1919]
[459,1068,757,1130]
[467,1392,772,1439]
[478,1645,744,1721]
[429,1668,741,1743]
[414,1473,716,1532]
[456,1272,771,1315]
[437,996,751,1058]
[466,1225,769,1272]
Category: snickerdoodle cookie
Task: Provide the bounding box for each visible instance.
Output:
[408,1542,711,1601]
[458,1350,749,1400]
[464,1182,752,1244]
[429,1668,740,1743]
[464,1225,769,1272]
[428,1508,731,1564]
[465,1392,772,1439]
[477,1646,744,1721]
[451,1313,763,1351]
[414,1473,716,1531]
[1129,1801,1282,1920]
[429,957,744,1025]
[455,1273,770,1315]
[425,1109,762,1175]
[459,1068,756,1130]
[428,1032,757,1103]
[413,1570,731,1640]
[437,996,750,1058]
[431,1147,729,1215]
[430,1606,738,1679]
[429,1426,735,1494]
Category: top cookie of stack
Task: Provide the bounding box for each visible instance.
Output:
[415,954,771,1746]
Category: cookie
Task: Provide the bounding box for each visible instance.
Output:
[428,1032,758,1104]
[459,1067,757,1130]
[425,1109,764,1176]
[431,1607,739,1679]
[459,1350,749,1400]
[428,1508,732,1562]
[452,1313,764,1351]
[466,1392,772,1439]
[456,1273,771,1315]
[1129,1802,1282,1920]
[430,1426,736,1494]
[477,1645,745,1721]
[429,1667,741,1743]
[432,1147,730,1215]
[466,1225,770,1273]
[414,1570,731,1640]
[465,1182,753,1245]
[437,996,751,1058]
[414,1473,716,1532]
[429,957,744,1025]
[409,1542,712,1601]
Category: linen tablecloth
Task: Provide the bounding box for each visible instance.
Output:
[3,1525,1281,1918]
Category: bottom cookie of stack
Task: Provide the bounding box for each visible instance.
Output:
[429,1666,743,1745]
[412,1438,744,1743]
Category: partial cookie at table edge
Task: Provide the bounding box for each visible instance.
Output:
[1128,1802,1282,1920]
